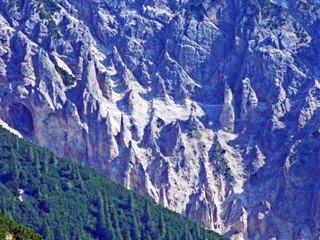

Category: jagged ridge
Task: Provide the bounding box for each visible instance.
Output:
[0,0,319,239]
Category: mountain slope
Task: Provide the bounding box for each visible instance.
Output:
[0,0,319,239]
[0,126,225,240]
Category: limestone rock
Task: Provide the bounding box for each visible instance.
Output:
[240,78,258,121]
[0,0,319,239]
[219,83,235,132]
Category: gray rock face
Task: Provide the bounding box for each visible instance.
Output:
[220,83,235,132]
[0,0,320,239]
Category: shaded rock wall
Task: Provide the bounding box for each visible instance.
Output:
[0,0,319,239]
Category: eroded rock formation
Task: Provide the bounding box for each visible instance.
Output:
[0,0,319,239]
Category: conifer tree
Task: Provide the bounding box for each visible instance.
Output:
[76,164,83,188]
[43,221,54,240]
[164,228,173,240]
[28,145,35,162]
[96,192,116,239]
[111,204,123,240]
[97,192,107,238]
[142,201,154,236]
[50,152,57,165]
[182,224,192,240]
[1,198,7,214]
[158,211,166,238]
[104,200,116,240]
[35,153,41,177]
[57,228,69,240]
[119,209,132,240]
[11,150,19,179]
[123,227,132,240]
[71,161,77,179]
[191,223,201,239]
[42,150,49,174]
[128,192,135,212]
[14,137,19,150]
[132,214,141,240]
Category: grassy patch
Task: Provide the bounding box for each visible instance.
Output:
[55,65,76,86]
[296,0,313,11]
[38,0,61,38]
[295,24,309,44]
[191,130,202,140]
[246,0,287,30]
[197,141,206,152]
[9,0,24,10]
[212,143,234,183]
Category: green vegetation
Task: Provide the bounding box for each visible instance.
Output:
[197,141,206,152]
[38,0,61,38]
[9,0,24,10]
[247,0,310,40]
[55,65,76,86]
[246,0,287,30]
[0,211,42,240]
[185,0,206,20]
[0,127,227,240]
[296,0,313,11]
[298,0,320,14]
[212,143,234,183]
[191,130,202,140]
[295,24,309,44]
[311,126,320,138]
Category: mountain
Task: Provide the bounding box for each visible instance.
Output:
[0,0,319,239]
[0,126,225,240]
[0,211,42,240]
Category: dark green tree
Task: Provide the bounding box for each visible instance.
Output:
[11,150,20,179]
[14,137,19,150]
[75,164,83,188]
[142,201,154,236]
[191,223,201,239]
[128,192,135,212]
[111,205,123,240]
[132,214,141,240]
[96,192,115,239]
[35,153,41,177]
[158,211,166,238]
[164,228,173,240]
[123,227,132,240]
[28,145,35,162]
[57,227,69,240]
[50,152,57,165]
[182,224,193,240]
[43,221,53,240]
[97,193,107,238]
[104,200,116,240]
[42,151,49,174]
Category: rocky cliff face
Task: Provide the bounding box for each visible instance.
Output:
[0,0,319,239]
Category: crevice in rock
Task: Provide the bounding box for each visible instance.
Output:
[2,102,34,139]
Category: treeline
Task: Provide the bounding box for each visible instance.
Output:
[0,126,227,240]
[0,211,42,239]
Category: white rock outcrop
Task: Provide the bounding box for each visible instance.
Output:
[0,0,319,239]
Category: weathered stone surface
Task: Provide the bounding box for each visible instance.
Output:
[0,0,319,239]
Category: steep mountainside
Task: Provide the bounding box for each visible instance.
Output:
[0,126,224,240]
[0,0,319,239]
